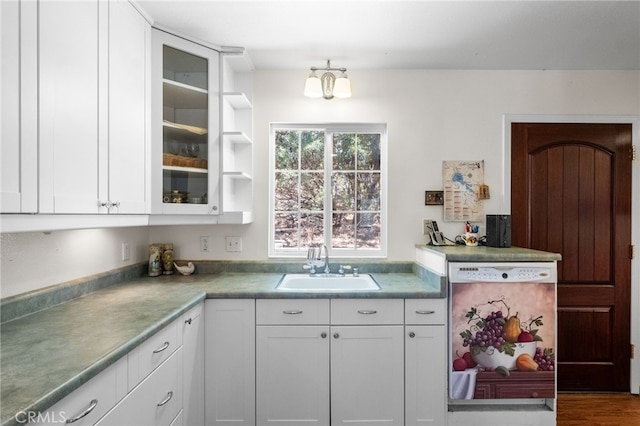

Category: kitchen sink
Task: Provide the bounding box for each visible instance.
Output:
[275,273,381,292]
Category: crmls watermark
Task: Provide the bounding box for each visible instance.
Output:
[14,410,67,424]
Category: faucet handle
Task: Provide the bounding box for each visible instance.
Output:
[338,265,352,275]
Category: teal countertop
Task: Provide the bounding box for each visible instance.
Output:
[0,267,443,426]
[416,244,562,262]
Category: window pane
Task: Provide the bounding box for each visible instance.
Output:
[301,214,324,247]
[356,212,381,248]
[332,212,355,248]
[274,213,299,248]
[333,133,355,170]
[274,171,298,211]
[301,131,324,170]
[332,172,355,211]
[357,172,380,211]
[357,134,381,170]
[275,130,299,170]
[271,124,384,257]
[300,172,324,210]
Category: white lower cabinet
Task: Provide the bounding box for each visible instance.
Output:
[405,326,446,426]
[405,299,447,426]
[255,298,331,425]
[205,299,255,425]
[256,326,330,424]
[96,348,183,426]
[182,304,205,426]
[38,356,127,426]
[255,299,407,426]
[331,325,405,425]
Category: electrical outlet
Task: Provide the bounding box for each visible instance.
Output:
[200,236,210,252]
[226,236,242,252]
[121,242,130,261]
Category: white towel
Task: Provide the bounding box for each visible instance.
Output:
[450,369,478,399]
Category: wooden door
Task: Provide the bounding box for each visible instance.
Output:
[511,122,632,391]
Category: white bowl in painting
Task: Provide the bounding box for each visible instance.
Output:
[471,342,537,370]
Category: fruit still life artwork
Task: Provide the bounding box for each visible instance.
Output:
[451,282,556,377]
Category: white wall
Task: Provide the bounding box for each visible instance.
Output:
[0,227,149,298]
[151,69,640,261]
[2,69,639,297]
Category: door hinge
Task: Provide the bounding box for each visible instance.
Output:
[632,144,637,161]
[631,245,636,260]
[632,344,635,360]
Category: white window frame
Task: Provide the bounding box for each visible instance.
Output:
[268,123,388,259]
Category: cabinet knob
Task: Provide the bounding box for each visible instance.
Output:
[321,332,327,338]
[409,332,416,338]
[333,333,340,339]
[211,205,218,211]
[185,318,192,325]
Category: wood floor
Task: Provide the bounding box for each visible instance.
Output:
[557,393,640,426]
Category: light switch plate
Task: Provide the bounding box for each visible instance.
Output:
[226,236,242,252]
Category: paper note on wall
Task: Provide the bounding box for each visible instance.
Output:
[443,160,485,222]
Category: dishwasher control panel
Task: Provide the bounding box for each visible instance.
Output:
[449,263,556,282]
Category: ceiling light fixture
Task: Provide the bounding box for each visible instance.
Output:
[304,60,351,100]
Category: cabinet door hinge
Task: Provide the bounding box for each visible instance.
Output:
[632,144,637,161]
[631,245,636,260]
[632,344,635,360]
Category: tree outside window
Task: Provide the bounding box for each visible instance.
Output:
[270,124,386,258]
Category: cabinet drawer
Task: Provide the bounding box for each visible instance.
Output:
[404,299,446,325]
[97,348,182,426]
[257,299,330,325]
[128,319,180,390]
[331,299,404,325]
[40,357,127,426]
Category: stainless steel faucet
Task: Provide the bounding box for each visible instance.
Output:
[319,244,330,274]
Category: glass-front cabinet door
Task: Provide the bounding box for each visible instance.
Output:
[151,29,220,215]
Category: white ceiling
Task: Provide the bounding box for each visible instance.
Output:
[136,0,640,71]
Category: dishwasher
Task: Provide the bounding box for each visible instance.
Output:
[447,261,557,424]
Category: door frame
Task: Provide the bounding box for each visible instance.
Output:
[503,114,640,394]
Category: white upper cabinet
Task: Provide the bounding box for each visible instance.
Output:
[38,0,149,214]
[38,0,100,213]
[150,29,221,217]
[105,0,150,214]
[219,52,254,224]
[0,0,38,214]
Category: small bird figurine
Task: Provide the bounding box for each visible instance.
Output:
[173,262,195,276]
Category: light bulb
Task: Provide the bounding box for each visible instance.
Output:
[333,73,351,98]
[304,72,322,98]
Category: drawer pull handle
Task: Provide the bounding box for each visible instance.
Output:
[157,391,173,407]
[283,310,303,315]
[153,341,170,354]
[357,310,377,315]
[65,399,98,423]
[416,310,436,315]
